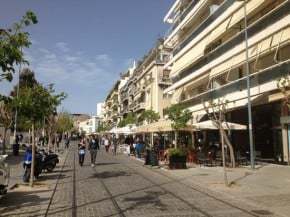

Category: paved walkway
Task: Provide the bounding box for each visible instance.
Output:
[0,147,69,217]
[153,161,290,217]
[2,143,284,217]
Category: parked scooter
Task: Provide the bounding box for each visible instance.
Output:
[0,155,10,197]
[23,146,42,183]
[38,149,59,172]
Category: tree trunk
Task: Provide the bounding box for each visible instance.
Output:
[48,129,52,151]
[221,128,236,168]
[2,128,7,155]
[174,131,178,148]
[30,123,35,187]
[220,128,229,186]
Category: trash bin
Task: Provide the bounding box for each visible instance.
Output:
[12,143,19,156]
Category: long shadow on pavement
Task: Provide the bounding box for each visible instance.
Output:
[90,171,131,179]
[0,190,51,216]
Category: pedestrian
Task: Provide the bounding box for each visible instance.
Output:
[112,136,118,155]
[0,134,3,150]
[56,134,60,152]
[65,136,70,149]
[78,138,86,166]
[104,136,110,153]
[89,135,99,167]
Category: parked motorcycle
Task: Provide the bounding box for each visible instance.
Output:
[23,147,42,183]
[0,155,10,197]
[39,149,59,172]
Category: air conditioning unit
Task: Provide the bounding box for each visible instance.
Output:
[210,4,219,15]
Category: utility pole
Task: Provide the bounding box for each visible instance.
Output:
[240,0,255,169]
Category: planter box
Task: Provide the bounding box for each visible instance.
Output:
[169,155,187,169]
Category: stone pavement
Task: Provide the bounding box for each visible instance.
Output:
[0,146,69,217]
[1,144,286,217]
[146,161,290,217]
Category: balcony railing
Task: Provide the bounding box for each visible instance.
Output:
[180,60,290,107]
[172,1,289,84]
[158,73,172,85]
[173,0,234,56]
[134,102,146,112]
[166,0,201,37]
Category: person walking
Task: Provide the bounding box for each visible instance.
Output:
[112,136,118,155]
[89,136,99,167]
[0,134,3,152]
[78,139,86,166]
[64,136,70,149]
[104,136,110,153]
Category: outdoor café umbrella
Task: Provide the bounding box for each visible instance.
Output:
[192,120,247,130]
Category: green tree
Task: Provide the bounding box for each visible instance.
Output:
[56,112,74,133]
[139,109,160,124]
[14,84,66,186]
[0,96,13,154]
[0,11,37,82]
[166,104,192,148]
[118,112,137,127]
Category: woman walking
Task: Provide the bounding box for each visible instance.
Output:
[78,138,86,166]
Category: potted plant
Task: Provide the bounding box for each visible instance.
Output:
[169,148,187,169]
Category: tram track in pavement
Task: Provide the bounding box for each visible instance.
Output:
[44,147,71,217]
[72,148,77,217]
[91,165,126,217]
[119,156,265,217]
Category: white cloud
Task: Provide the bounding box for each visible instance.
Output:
[64,55,79,62]
[95,54,112,66]
[55,42,69,52]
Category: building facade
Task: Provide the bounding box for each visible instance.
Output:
[164,0,290,163]
[119,39,172,123]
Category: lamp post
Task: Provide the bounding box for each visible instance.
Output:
[238,0,255,169]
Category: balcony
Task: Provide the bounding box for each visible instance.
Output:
[121,91,129,101]
[120,106,129,115]
[172,0,234,56]
[134,102,146,112]
[166,0,201,36]
[158,72,172,86]
[180,60,290,107]
[171,1,289,84]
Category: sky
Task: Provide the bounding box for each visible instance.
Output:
[0,0,174,115]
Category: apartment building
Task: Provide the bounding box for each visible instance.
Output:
[104,81,120,127]
[164,0,290,163]
[119,39,172,122]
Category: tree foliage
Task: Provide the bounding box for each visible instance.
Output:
[0,96,13,154]
[10,68,38,97]
[13,83,66,126]
[0,11,37,82]
[118,112,137,128]
[166,104,191,130]
[56,112,74,133]
[139,109,160,124]
[97,122,112,132]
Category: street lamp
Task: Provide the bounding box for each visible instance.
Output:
[237,0,255,169]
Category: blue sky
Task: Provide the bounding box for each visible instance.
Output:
[0,0,174,115]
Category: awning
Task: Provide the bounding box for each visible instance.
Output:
[192,120,246,130]
[136,119,194,133]
[109,125,136,135]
